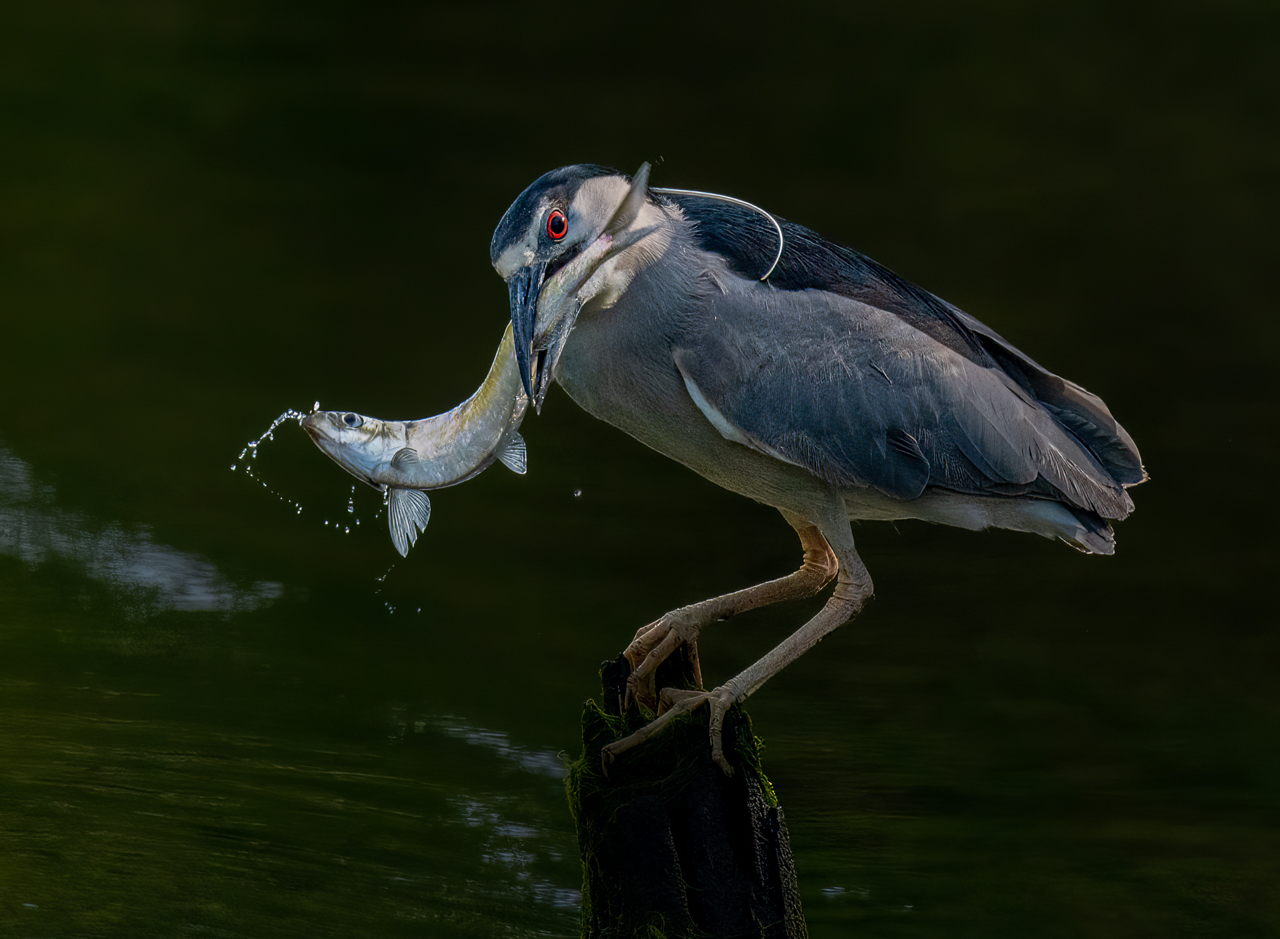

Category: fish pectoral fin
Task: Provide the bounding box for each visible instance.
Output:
[390,447,420,471]
[388,487,431,557]
[496,430,528,475]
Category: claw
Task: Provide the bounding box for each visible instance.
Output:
[601,681,742,776]
[622,606,706,699]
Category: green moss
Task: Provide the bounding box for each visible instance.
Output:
[566,672,799,938]
[568,697,777,816]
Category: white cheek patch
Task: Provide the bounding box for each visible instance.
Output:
[572,178,627,228]
[494,241,535,279]
[493,198,551,278]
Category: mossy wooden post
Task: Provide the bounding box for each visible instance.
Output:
[566,651,807,938]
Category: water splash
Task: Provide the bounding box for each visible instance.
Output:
[238,408,404,616]
[320,500,362,536]
[235,405,373,537]
[233,407,309,515]
[373,563,396,614]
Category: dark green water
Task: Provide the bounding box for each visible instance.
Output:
[2,3,1277,937]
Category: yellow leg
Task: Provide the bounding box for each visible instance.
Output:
[604,509,873,775]
[623,516,838,709]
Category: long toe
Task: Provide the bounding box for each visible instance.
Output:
[661,685,739,775]
[601,682,742,776]
[622,615,691,710]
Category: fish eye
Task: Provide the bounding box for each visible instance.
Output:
[343,413,362,428]
[546,209,568,241]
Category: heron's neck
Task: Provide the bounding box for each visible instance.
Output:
[557,216,705,406]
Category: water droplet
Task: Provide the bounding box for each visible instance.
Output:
[238,408,340,530]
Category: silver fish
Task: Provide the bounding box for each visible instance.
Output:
[302,224,642,556]
[302,323,529,555]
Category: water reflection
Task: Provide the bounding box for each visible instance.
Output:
[0,443,282,612]
[453,796,581,911]
[394,712,581,911]
[425,713,569,779]
[0,702,583,938]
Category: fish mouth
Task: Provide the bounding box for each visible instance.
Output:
[299,411,382,490]
[301,412,324,443]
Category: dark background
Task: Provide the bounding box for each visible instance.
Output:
[2,2,1277,936]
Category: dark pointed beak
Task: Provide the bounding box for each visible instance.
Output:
[508,259,548,404]
[503,164,654,409]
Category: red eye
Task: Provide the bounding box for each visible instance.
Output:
[546,209,568,241]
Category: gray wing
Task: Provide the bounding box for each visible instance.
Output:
[668,193,1144,490]
[673,288,1135,520]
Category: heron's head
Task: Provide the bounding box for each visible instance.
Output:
[301,409,406,488]
[490,163,661,410]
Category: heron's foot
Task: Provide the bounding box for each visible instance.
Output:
[623,610,706,709]
[602,681,742,776]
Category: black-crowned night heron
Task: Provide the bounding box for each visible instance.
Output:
[490,163,1145,773]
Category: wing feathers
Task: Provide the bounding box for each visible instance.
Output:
[669,191,1144,494]
[675,289,1135,520]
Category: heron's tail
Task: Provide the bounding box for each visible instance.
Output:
[1058,506,1116,555]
